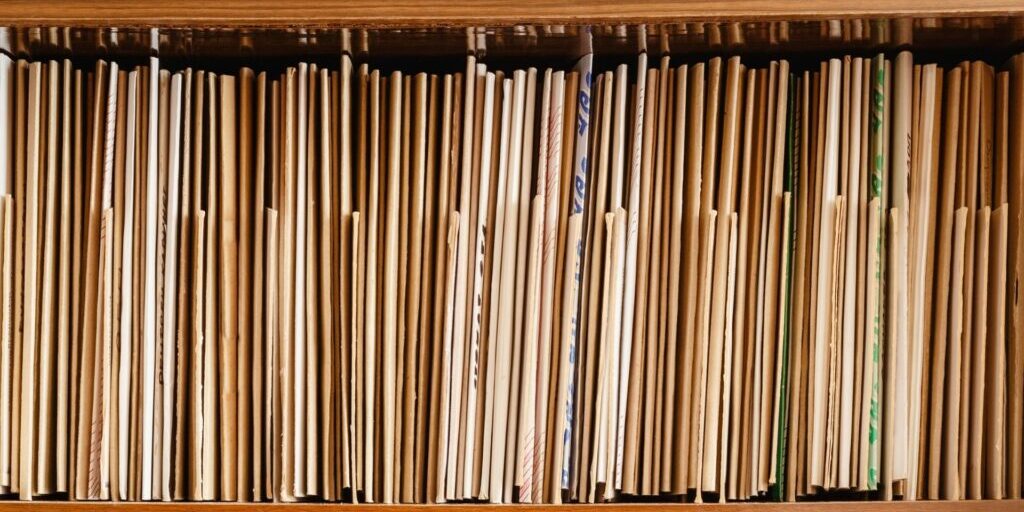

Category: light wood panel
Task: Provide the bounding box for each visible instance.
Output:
[0,500,1020,511]
[0,0,1022,28]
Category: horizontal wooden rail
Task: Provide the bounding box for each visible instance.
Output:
[0,500,1021,511]
[0,0,1023,28]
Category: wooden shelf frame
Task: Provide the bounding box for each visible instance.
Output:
[0,3,1019,511]
[0,500,1019,511]
[0,0,1023,29]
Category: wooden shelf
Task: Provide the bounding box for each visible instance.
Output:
[0,500,1018,511]
[0,0,1023,29]
[0,3,1019,511]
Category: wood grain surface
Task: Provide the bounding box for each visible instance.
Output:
[0,0,1021,28]
[0,501,1019,511]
